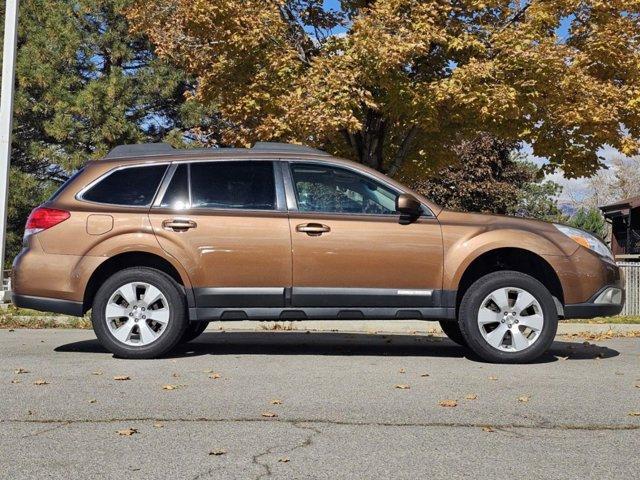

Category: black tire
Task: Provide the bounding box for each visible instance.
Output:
[439,320,468,347]
[91,267,188,359]
[458,271,558,363]
[180,321,210,343]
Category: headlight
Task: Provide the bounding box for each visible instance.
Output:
[554,224,614,261]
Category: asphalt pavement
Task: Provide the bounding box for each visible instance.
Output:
[1,328,639,479]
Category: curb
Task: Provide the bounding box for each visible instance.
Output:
[2,316,639,336]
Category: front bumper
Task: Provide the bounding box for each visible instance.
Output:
[563,286,625,319]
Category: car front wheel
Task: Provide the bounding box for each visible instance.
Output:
[458,271,558,363]
[91,267,188,359]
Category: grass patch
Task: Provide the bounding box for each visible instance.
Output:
[0,305,91,329]
[561,316,640,324]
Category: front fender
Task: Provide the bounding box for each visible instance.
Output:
[443,228,576,292]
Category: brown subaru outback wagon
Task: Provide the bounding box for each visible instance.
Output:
[12,142,624,362]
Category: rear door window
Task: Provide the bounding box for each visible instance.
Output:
[190,161,276,210]
[160,164,189,209]
[82,165,168,206]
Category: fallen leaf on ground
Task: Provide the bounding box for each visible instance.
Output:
[172,373,180,378]
[635,384,640,389]
[27,410,34,415]
[278,458,290,463]
[89,399,97,404]
[162,384,180,391]
[482,426,495,433]
[14,368,29,374]
[488,376,498,381]
[420,373,430,377]
[117,428,138,436]
[261,411,278,418]
[203,369,215,373]
[518,395,530,403]
[398,368,406,374]
[34,379,48,385]
[439,400,458,408]
[465,394,478,400]
[270,399,282,405]
[558,356,569,361]
[113,375,130,381]
[153,423,164,428]
[209,373,221,380]
[395,384,410,390]
[629,412,640,417]
[11,379,20,384]
[209,449,227,456]
[92,371,103,376]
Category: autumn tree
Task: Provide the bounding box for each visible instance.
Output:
[129,0,640,178]
[416,133,563,219]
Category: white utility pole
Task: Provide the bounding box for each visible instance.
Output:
[0,0,19,293]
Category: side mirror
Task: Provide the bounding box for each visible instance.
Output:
[396,194,421,224]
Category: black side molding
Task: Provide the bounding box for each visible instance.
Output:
[11,294,84,317]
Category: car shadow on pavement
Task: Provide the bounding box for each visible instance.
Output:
[54,331,620,363]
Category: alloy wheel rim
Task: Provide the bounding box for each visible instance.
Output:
[105,282,170,346]
[477,287,544,352]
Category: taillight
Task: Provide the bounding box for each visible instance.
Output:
[24,207,70,237]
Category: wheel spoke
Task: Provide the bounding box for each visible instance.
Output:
[149,307,170,325]
[112,320,135,343]
[511,328,530,350]
[117,283,138,305]
[485,323,508,348]
[519,313,544,331]
[142,285,163,306]
[138,321,158,344]
[514,291,536,313]
[489,288,510,311]
[478,307,500,325]
[105,303,129,319]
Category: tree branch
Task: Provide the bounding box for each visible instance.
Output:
[386,125,419,177]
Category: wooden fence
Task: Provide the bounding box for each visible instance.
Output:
[619,262,640,316]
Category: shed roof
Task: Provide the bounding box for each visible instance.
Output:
[600,196,640,213]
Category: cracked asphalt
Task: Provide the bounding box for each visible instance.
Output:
[1,328,639,479]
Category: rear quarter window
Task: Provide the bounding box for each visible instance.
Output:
[81,165,168,206]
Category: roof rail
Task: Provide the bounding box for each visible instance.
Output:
[102,141,329,159]
[105,143,175,159]
[252,142,329,155]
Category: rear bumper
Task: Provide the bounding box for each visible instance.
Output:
[563,286,625,319]
[11,294,84,317]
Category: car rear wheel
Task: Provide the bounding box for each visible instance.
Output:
[458,271,558,363]
[180,321,210,343]
[438,320,468,347]
[91,267,188,359]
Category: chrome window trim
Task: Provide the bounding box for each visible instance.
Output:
[75,163,171,208]
[284,160,435,218]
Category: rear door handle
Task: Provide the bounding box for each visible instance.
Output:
[162,218,197,232]
[296,223,330,236]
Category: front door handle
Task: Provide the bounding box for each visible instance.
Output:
[162,218,197,232]
[296,223,330,236]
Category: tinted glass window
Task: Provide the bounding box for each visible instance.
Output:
[190,161,276,210]
[291,164,398,214]
[160,164,189,209]
[82,165,167,206]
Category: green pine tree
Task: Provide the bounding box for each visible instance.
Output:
[1,0,210,266]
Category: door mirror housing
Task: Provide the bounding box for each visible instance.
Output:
[396,194,421,224]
